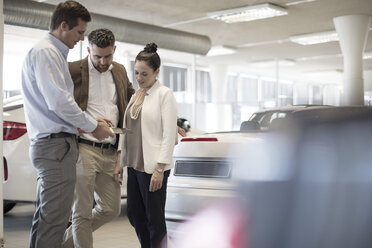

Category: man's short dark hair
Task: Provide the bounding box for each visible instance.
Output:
[50,1,91,31]
[88,29,116,48]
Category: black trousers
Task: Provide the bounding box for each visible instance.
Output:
[127,167,170,248]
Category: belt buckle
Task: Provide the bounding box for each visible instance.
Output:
[92,141,99,149]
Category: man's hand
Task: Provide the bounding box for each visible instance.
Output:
[113,166,123,185]
[114,152,123,185]
[96,117,114,127]
[92,120,114,141]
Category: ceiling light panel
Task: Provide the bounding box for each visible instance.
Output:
[248,59,296,67]
[207,45,236,56]
[208,3,288,23]
[290,31,339,45]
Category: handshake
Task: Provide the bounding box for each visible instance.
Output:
[78,118,131,141]
[92,117,116,141]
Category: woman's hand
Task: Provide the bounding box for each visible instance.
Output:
[177,126,187,137]
[149,163,166,192]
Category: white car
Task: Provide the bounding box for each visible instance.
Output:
[3,95,34,213]
[2,95,127,214]
[165,131,267,237]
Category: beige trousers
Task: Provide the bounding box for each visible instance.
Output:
[62,143,121,248]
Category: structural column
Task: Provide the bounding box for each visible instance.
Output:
[333,15,371,105]
[207,64,232,131]
[0,0,4,243]
[210,64,227,103]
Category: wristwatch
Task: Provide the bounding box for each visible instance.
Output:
[155,167,164,173]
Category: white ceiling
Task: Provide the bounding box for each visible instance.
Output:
[43,0,372,84]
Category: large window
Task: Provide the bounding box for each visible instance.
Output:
[227,74,259,104]
[163,65,187,92]
[196,70,212,103]
[226,74,260,130]
[309,84,323,105]
[278,82,293,106]
[226,74,238,103]
[261,78,277,101]
[129,62,188,93]
[239,76,258,104]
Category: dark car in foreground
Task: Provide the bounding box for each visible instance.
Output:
[166,105,372,242]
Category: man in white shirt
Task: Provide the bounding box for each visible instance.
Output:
[21,2,114,248]
[62,28,135,248]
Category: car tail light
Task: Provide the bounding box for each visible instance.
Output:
[3,157,8,181]
[3,121,27,140]
[181,137,218,142]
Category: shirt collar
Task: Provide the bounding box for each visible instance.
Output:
[46,33,69,59]
[146,80,160,95]
[88,56,113,73]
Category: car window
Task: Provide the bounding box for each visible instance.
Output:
[249,113,264,123]
[269,112,287,123]
[250,111,290,130]
[259,113,274,129]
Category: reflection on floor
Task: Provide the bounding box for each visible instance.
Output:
[4,200,140,248]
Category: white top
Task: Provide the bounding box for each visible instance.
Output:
[119,81,177,173]
[80,57,119,144]
[21,33,97,140]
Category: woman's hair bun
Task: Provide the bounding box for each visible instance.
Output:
[144,42,157,53]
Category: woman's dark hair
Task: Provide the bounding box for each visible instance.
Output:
[88,29,115,48]
[135,43,161,71]
[50,1,91,31]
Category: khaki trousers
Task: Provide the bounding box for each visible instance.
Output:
[62,143,121,248]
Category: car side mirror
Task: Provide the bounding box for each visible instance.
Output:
[240,120,259,131]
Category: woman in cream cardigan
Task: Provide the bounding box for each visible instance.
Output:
[114,42,177,248]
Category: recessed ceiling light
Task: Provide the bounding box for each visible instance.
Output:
[248,59,296,67]
[208,3,288,24]
[290,31,339,45]
[206,45,236,56]
[305,69,343,75]
[285,0,317,6]
[296,53,342,61]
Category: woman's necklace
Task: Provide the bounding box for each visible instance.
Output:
[130,88,146,119]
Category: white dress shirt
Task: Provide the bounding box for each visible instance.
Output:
[79,57,119,144]
[21,33,97,140]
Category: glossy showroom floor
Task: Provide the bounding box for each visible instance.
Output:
[4,200,140,248]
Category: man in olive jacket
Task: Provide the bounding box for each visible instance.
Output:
[62,28,135,248]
